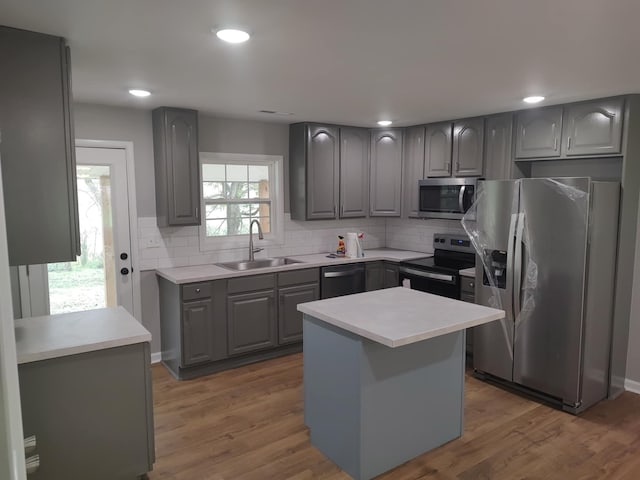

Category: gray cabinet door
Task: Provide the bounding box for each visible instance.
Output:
[484,113,514,180]
[424,122,453,177]
[383,263,400,288]
[278,283,319,344]
[403,126,426,217]
[339,127,369,218]
[227,289,277,355]
[365,261,384,291]
[370,129,403,216]
[515,106,563,159]
[307,124,339,219]
[182,299,214,366]
[453,118,484,177]
[562,98,624,156]
[153,107,201,226]
[0,27,80,265]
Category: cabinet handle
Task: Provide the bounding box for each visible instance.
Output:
[446,162,450,172]
[195,207,199,219]
[554,138,558,151]
[469,282,475,288]
[195,288,201,293]
[340,205,344,217]
[567,137,572,150]
[456,161,460,172]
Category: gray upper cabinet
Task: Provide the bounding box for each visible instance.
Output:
[484,113,514,180]
[289,123,339,220]
[0,27,80,266]
[402,126,426,217]
[515,106,563,159]
[153,107,201,227]
[182,299,214,366]
[453,118,484,177]
[370,129,403,216]
[424,122,453,177]
[562,98,624,156]
[340,127,369,218]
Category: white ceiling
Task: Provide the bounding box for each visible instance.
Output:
[1,0,639,126]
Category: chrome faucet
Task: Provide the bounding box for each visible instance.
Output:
[249,219,264,261]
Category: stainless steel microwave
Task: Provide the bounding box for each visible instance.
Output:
[418,178,478,219]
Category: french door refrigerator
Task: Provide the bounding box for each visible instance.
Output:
[467,177,620,414]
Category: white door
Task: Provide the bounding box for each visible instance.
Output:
[0,164,27,480]
[20,145,136,317]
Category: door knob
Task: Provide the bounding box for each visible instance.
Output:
[120,268,130,275]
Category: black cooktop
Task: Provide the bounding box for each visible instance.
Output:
[402,250,475,274]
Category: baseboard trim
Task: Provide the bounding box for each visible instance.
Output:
[151,352,162,364]
[624,378,640,394]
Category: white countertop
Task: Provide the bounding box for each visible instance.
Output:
[297,287,504,348]
[156,249,430,284]
[459,267,476,278]
[14,307,152,364]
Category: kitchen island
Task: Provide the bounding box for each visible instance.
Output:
[298,287,504,480]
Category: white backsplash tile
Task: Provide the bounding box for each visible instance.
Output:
[137,214,464,271]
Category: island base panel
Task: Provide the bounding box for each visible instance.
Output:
[304,316,464,480]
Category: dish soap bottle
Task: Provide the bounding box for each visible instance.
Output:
[336,236,346,256]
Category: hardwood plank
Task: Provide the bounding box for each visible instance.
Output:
[148,353,640,479]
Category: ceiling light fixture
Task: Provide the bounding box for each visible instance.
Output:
[377,120,393,126]
[129,89,151,97]
[523,95,545,104]
[215,28,251,44]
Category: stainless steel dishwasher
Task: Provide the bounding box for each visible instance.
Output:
[320,264,366,299]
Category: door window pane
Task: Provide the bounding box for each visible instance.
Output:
[47,165,117,314]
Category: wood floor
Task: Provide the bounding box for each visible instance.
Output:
[148,353,640,479]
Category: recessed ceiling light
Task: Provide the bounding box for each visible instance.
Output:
[129,89,151,97]
[215,28,251,44]
[377,120,393,126]
[523,95,545,104]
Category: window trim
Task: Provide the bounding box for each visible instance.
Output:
[199,152,284,251]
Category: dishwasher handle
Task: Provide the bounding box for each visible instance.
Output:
[323,269,362,278]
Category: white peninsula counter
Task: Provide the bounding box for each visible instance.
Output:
[298,287,504,480]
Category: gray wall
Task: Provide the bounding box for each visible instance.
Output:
[626,192,640,384]
[73,104,156,216]
[73,103,290,354]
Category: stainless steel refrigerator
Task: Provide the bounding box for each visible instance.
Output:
[468,177,620,414]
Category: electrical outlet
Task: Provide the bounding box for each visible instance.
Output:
[145,237,161,248]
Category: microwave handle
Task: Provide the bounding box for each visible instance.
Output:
[458,185,466,213]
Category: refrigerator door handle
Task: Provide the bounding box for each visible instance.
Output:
[505,212,518,319]
[513,212,525,320]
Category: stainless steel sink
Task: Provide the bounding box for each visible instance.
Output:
[217,257,303,271]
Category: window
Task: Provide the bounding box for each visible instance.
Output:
[200,152,283,249]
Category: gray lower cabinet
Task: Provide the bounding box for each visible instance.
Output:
[278,283,320,344]
[562,97,624,156]
[153,107,201,227]
[424,122,453,177]
[0,26,80,266]
[340,127,369,218]
[227,288,277,356]
[365,261,384,291]
[484,113,514,180]
[370,129,403,216]
[19,343,155,480]
[366,261,399,290]
[515,106,563,159]
[384,263,400,288]
[403,126,426,217]
[182,299,214,366]
[453,118,484,177]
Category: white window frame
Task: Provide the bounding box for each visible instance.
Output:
[199,152,285,251]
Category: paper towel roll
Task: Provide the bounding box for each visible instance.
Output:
[345,232,360,258]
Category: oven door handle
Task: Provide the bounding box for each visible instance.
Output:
[399,267,456,284]
[458,185,466,213]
